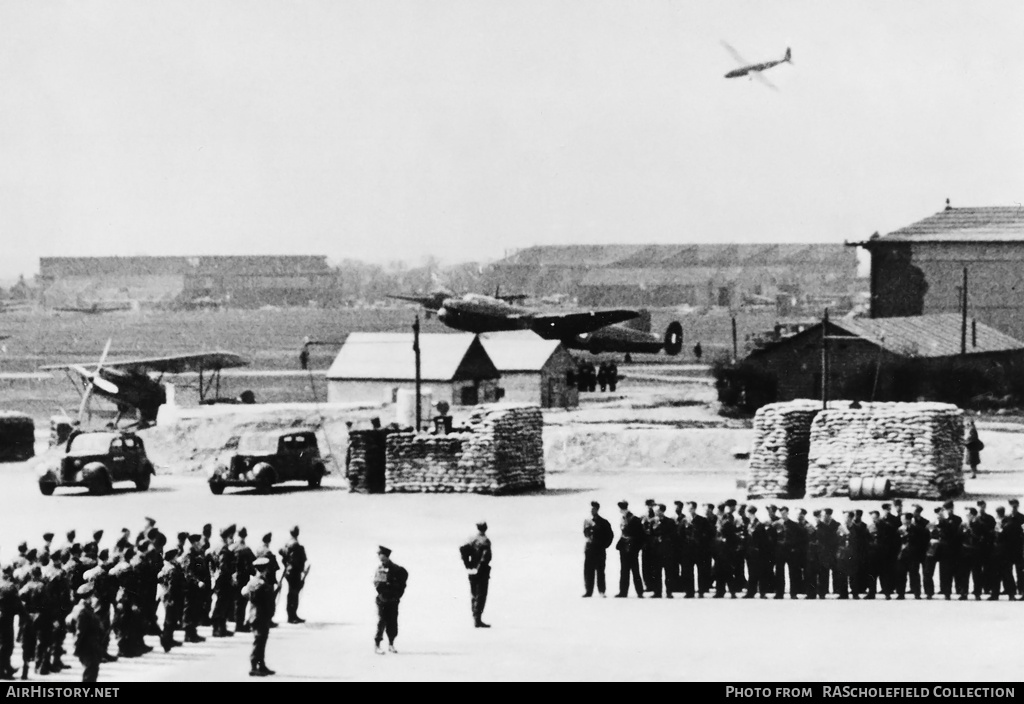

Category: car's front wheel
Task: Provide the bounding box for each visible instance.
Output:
[209,480,225,495]
[91,473,113,495]
[38,481,55,496]
[135,472,151,491]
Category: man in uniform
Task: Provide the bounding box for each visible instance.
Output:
[460,522,492,627]
[974,500,996,596]
[689,502,714,596]
[18,565,45,679]
[233,527,256,633]
[373,546,408,654]
[0,565,24,680]
[45,550,72,672]
[652,504,677,598]
[615,501,644,598]
[773,506,804,599]
[1009,498,1024,597]
[181,534,207,643]
[136,517,157,548]
[583,501,613,598]
[40,533,54,560]
[639,499,657,593]
[876,503,901,599]
[255,533,280,626]
[66,582,105,683]
[279,526,308,624]
[241,557,276,676]
[938,502,962,600]
[803,510,821,599]
[210,525,237,637]
[199,524,214,627]
[896,512,923,600]
[848,510,871,598]
[157,549,184,652]
[990,506,1019,600]
[744,506,770,599]
[816,508,840,598]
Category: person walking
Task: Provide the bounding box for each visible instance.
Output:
[965,420,984,479]
[373,546,408,654]
[66,583,105,683]
[460,523,492,628]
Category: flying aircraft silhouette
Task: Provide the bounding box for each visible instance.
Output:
[723,43,792,90]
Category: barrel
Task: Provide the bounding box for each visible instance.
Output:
[848,476,892,500]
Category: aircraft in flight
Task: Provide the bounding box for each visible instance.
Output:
[389,285,526,320]
[723,43,792,89]
[392,290,683,356]
[41,341,250,427]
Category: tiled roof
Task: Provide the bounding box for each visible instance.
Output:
[327,333,497,381]
[834,314,1023,358]
[478,332,564,372]
[871,207,1024,243]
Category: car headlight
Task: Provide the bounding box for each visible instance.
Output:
[207,463,227,480]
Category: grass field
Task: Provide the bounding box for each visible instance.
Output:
[0,306,783,371]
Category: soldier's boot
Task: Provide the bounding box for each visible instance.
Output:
[20,663,27,680]
[259,662,275,675]
[374,642,385,655]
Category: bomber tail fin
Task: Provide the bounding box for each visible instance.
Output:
[784,47,792,63]
[663,322,683,356]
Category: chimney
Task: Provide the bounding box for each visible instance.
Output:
[945,198,952,211]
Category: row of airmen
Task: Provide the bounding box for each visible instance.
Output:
[0,518,309,682]
[583,497,1024,600]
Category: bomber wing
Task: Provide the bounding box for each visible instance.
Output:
[528,310,640,339]
[42,351,249,375]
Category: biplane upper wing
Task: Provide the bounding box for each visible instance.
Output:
[529,309,641,339]
[42,351,249,375]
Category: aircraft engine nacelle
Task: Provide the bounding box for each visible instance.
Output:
[664,322,684,356]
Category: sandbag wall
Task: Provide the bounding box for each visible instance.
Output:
[805,403,965,499]
[346,428,389,494]
[385,404,545,494]
[746,400,821,499]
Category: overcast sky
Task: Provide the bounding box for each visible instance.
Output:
[1,1,1022,280]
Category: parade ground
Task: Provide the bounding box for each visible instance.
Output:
[1,456,1020,683]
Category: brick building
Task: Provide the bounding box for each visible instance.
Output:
[854,204,1024,339]
[744,313,1024,404]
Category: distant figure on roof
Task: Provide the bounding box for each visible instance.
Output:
[693,342,703,361]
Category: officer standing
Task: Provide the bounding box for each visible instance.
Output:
[896,513,923,600]
[615,501,644,598]
[255,533,281,627]
[0,565,23,680]
[279,526,309,624]
[66,583,105,683]
[583,502,613,598]
[773,506,803,599]
[1008,498,1024,597]
[990,506,1019,600]
[182,534,207,643]
[210,526,237,637]
[744,506,770,599]
[18,565,44,680]
[241,557,276,677]
[460,522,492,627]
[816,508,840,598]
[232,527,255,633]
[373,546,408,654]
[157,549,183,652]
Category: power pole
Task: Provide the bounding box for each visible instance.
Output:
[961,266,968,356]
[413,314,422,432]
[731,315,738,363]
[821,308,829,410]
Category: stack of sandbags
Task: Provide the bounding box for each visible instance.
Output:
[746,400,820,499]
[384,433,464,492]
[346,428,388,493]
[385,404,545,494]
[0,411,34,462]
[805,402,964,499]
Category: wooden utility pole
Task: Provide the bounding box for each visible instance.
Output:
[821,308,829,409]
[731,316,738,363]
[961,267,968,355]
[413,315,422,432]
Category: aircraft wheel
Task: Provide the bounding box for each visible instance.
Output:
[38,482,55,496]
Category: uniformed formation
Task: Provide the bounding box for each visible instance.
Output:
[0,518,309,682]
[583,497,1024,601]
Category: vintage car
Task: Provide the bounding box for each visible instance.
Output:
[38,430,155,495]
[207,429,328,494]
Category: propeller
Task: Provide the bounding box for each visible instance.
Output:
[76,339,117,424]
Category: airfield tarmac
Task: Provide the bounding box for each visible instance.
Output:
[2,453,1021,683]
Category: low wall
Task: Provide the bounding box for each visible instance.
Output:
[385,404,544,494]
[806,402,965,499]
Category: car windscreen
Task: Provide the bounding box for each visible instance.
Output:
[67,434,115,456]
[236,433,280,454]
